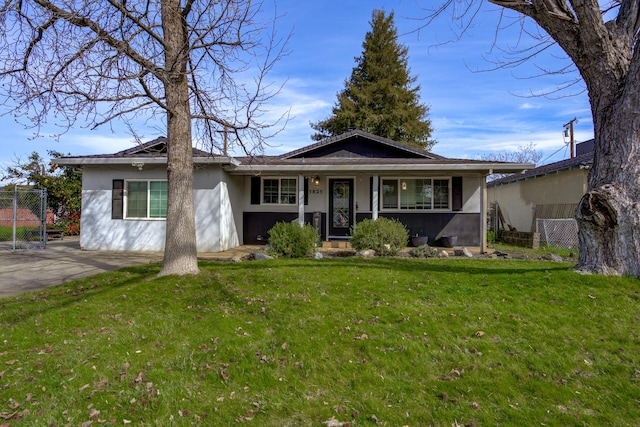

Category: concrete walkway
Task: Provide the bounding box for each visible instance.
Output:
[0,238,258,298]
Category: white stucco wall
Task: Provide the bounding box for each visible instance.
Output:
[462,175,482,213]
[80,164,239,252]
[193,169,240,251]
[487,168,588,232]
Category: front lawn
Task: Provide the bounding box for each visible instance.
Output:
[1,258,639,426]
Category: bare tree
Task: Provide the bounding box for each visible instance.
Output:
[0,0,289,276]
[480,141,543,180]
[422,0,640,276]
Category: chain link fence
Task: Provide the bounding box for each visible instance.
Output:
[536,218,579,249]
[0,188,48,250]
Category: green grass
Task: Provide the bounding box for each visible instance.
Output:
[489,242,579,259]
[1,258,639,426]
[0,225,40,240]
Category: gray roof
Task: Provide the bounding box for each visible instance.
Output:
[279,129,444,160]
[54,131,534,175]
[488,150,593,187]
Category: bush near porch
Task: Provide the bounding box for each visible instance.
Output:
[350,217,409,256]
[267,221,320,258]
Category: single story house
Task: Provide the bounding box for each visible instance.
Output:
[487,140,594,232]
[56,130,532,253]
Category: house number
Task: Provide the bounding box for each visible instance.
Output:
[310,189,323,194]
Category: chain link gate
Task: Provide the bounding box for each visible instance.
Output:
[0,188,48,251]
[535,218,579,249]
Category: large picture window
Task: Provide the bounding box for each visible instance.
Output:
[381,178,450,210]
[262,178,297,205]
[125,180,168,219]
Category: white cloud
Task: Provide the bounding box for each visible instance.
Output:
[63,134,140,154]
[519,102,540,110]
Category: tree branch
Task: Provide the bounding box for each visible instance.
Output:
[106,0,165,47]
[615,0,640,41]
[32,0,166,81]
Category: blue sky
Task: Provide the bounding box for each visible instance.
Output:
[0,0,594,171]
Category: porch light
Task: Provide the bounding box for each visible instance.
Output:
[401,180,407,190]
[132,162,144,171]
[313,175,320,186]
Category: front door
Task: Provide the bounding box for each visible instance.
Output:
[328,178,354,237]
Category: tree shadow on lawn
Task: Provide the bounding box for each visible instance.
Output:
[0,264,161,326]
[212,257,576,278]
[0,259,577,326]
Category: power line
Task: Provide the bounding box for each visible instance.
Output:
[539,143,569,165]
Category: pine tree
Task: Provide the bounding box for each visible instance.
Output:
[311,10,434,150]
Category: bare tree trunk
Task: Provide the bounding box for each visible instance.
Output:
[158,0,199,277]
[576,57,640,276]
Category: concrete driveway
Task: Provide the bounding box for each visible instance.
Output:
[0,238,262,298]
[0,237,163,298]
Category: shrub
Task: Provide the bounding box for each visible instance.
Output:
[487,228,504,244]
[267,221,320,258]
[408,244,440,258]
[350,217,408,256]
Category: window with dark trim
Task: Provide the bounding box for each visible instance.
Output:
[381,177,451,210]
[262,177,297,205]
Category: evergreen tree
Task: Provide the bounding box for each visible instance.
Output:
[311,10,434,150]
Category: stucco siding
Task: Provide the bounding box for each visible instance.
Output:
[79,165,238,252]
[80,187,167,251]
[488,169,588,232]
[462,175,482,213]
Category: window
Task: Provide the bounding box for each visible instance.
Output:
[382,180,398,209]
[433,179,449,209]
[262,178,297,205]
[125,180,167,219]
[381,178,450,210]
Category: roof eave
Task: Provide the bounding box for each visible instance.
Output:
[225,162,534,174]
[54,156,240,167]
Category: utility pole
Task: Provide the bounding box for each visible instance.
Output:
[563,118,578,158]
[215,127,229,156]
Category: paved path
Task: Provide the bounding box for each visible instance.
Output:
[0,238,161,297]
[0,238,259,298]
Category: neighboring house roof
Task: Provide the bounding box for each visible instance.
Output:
[55,130,533,175]
[488,149,593,187]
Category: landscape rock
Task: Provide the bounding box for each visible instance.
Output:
[254,252,274,261]
[437,250,449,258]
[231,256,243,263]
[542,253,564,262]
[454,247,473,258]
[314,252,323,259]
[356,249,376,258]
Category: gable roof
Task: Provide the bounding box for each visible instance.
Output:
[54,131,534,175]
[113,137,211,158]
[279,130,444,160]
[54,137,239,167]
[229,130,532,174]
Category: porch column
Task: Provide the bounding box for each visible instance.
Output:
[298,174,305,226]
[372,175,379,220]
[480,175,487,253]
